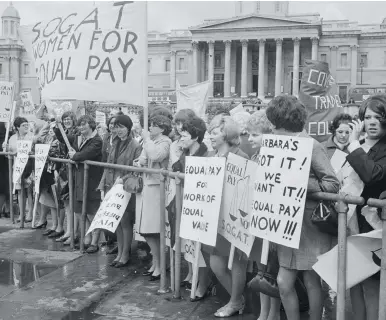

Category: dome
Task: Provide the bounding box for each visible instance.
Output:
[2,4,20,19]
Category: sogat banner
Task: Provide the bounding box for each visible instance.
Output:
[299,60,343,142]
[19,2,147,106]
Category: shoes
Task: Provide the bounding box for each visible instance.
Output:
[149,274,160,282]
[109,260,118,267]
[86,245,99,254]
[190,282,214,302]
[214,300,245,318]
[181,280,191,287]
[63,237,79,246]
[48,230,65,238]
[25,219,32,223]
[55,235,70,242]
[114,260,130,268]
[142,270,154,276]
[32,221,47,229]
[106,245,118,255]
[43,229,55,236]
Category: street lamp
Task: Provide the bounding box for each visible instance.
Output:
[360,59,364,85]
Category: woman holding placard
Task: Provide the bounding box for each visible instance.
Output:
[98,115,142,267]
[265,95,339,320]
[344,94,386,320]
[135,114,172,281]
[205,114,249,318]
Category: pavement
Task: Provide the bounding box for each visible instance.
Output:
[0,218,354,320]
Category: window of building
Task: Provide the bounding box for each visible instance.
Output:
[23,63,29,75]
[338,85,348,104]
[148,59,151,73]
[340,53,348,67]
[165,59,170,72]
[214,53,222,68]
[0,64,2,75]
[359,54,368,68]
[178,57,186,70]
[275,1,280,12]
[321,54,327,62]
[11,21,15,36]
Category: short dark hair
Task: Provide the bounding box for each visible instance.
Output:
[106,116,116,133]
[115,114,133,132]
[61,111,77,126]
[181,116,207,143]
[13,117,28,129]
[77,115,96,131]
[139,105,173,128]
[174,109,196,124]
[150,114,172,137]
[266,95,307,133]
[329,113,353,135]
[358,94,386,126]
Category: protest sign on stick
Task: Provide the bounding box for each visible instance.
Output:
[96,111,106,126]
[12,140,33,194]
[4,102,16,147]
[0,81,14,123]
[218,153,258,269]
[19,2,147,106]
[20,92,35,113]
[87,184,130,235]
[249,135,313,249]
[180,156,225,298]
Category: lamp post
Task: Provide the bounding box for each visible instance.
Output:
[360,59,364,85]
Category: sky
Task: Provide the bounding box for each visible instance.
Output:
[1,1,385,33]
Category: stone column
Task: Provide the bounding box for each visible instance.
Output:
[241,39,248,98]
[292,37,300,97]
[208,40,215,97]
[170,50,176,89]
[330,45,338,77]
[11,57,20,97]
[275,38,283,96]
[311,37,319,60]
[350,44,358,86]
[192,41,199,84]
[258,38,266,99]
[224,40,232,97]
[200,44,206,82]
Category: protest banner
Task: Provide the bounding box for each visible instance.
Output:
[164,176,175,248]
[219,153,257,257]
[19,2,147,106]
[180,156,226,246]
[176,80,210,119]
[95,111,106,126]
[87,184,130,234]
[34,144,51,194]
[0,81,15,123]
[12,140,33,194]
[182,239,206,267]
[249,134,313,249]
[20,91,35,113]
[299,60,343,142]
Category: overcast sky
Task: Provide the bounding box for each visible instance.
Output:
[1,1,386,33]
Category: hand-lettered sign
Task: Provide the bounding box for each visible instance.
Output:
[180,156,226,246]
[87,184,130,234]
[249,134,313,249]
[0,81,14,123]
[19,2,147,106]
[34,144,50,194]
[12,140,33,193]
[218,153,258,256]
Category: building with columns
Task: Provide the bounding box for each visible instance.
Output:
[148,1,386,103]
[0,3,40,103]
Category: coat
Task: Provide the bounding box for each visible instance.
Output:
[322,135,349,159]
[101,133,119,163]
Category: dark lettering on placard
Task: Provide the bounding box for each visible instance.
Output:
[251,215,281,232]
[32,22,42,44]
[53,58,64,81]
[65,57,75,80]
[118,58,133,82]
[67,33,81,50]
[85,55,100,80]
[74,8,99,32]
[43,17,61,37]
[123,31,138,54]
[192,220,208,232]
[95,57,115,82]
[102,30,121,53]
[113,1,134,29]
[59,13,77,35]
[57,34,67,51]
[90,31,102,50]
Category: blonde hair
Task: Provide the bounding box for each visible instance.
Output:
[231,111,251,134]
[208,114,240,147]
[247,109,274,134]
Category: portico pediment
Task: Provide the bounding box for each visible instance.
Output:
[190,14,314,31]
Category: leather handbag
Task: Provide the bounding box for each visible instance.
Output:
[311,201,338,236]
[123,172,143,194]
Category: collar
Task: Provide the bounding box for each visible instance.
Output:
[325,136,337,149]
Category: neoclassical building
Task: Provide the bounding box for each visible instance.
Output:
[0,3,39,103]
[148,1,386,103]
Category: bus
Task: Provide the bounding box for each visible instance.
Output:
[348,85,386,103]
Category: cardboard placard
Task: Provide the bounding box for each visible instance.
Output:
[180,156,226,246]
[12,140,33,193]
[218,153,257,256]
[96,111,106,125]
[249,134,313,249]
[34,144,51,194]
[20,91,35,112]
[0,82,15,123]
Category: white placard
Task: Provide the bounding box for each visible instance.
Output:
[34,144,51,194]
[96,111,106,125]
[164,177,176,247]
[87,184,130,234]
[249,135,313,249]
[180,156,226,246]
[330,149,347,174]
[182,239,206,267]
[218,153,257,256]
[12,140,33,193]
[0,82,14,123]
[20,92,35,112]
[19,2,147,106]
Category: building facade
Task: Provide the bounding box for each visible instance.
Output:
[148,1,386,103]
[0,3,40,104]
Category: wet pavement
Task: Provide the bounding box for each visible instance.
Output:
[0,218,353,320]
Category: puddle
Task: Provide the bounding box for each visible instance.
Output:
[0,259,58,289]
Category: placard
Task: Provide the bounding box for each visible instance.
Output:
[164,177,176,247]
[0,81,14,123]
[87,184,130,234]
[34,144,51,194]
[12,140,33,193]
[96,111,106,125]
[182,239,206,267]
[249,134,313,249]
[218,153,257,256]
[180,156,226,246]
[19,2,147,106]
[20,92,35,112]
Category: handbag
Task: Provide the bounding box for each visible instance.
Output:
[311,201,338,236]
[123,172,143,194]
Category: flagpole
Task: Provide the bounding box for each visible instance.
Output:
[143,1,148,133]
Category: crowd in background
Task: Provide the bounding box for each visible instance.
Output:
[0,93,385,320]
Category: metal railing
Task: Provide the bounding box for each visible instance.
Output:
[1,152,385,320]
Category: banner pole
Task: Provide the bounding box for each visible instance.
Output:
[143,1,148,133]
[190,241,201,300]
[228,244,235,270]
[4,102,16,147]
